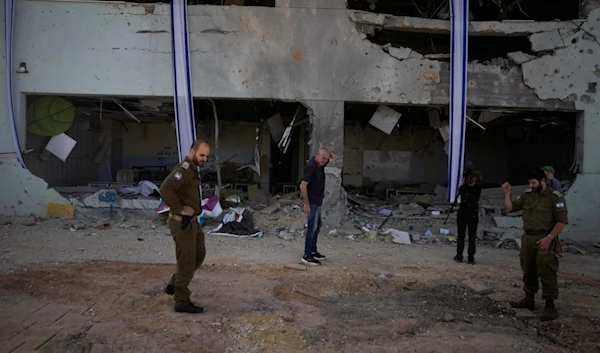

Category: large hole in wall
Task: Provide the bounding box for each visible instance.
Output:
[348,0,581,21]
[342,102,577,199]
[372,30,534,62]
[23,95,307,206]
[86,0,275,6]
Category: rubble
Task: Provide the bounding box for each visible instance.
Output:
[493,216,523,229]
[462,279,494,295]
[278,231,294,241]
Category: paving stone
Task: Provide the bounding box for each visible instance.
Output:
[462,279,494,295]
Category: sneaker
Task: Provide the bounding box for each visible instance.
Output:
[301,255,321,266]
[164,284,175,295]
[312,251,326,260]
[453,256,463,263]
[174,303,204,314]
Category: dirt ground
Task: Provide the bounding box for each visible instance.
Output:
[1,217,600,353]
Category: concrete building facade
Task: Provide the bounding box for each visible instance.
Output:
[1,0,599,239]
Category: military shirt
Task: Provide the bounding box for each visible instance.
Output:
[511,187,568,234]
[159,157,202,216]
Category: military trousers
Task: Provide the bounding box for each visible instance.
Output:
[520,234,559,300]
[167,217,206,306]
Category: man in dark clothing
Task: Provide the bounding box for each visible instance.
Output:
[300,147,336,266]
[454,170,482,265]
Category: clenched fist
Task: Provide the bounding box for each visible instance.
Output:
[501,182,512,194]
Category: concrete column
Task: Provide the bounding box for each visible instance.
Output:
[304,100,347,228]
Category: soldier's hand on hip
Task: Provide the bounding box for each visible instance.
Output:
[181,206,194,216]
[501,182,511,194]
[537,236,552,252]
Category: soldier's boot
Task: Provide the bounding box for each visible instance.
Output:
[510,292,535,311]
[540,300,558,322]
[164,285,175,295]
[174,302,204,314]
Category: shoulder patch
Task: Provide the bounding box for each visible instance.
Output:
[182,162,190,169]
[552,190,563,197]
[174,172,182,180]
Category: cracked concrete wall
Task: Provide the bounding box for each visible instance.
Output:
[1,0,597,235]
[522,7,600,240]
[0,5,70,216]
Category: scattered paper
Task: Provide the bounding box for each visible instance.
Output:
[45,133,77,161]
[383,228,411,245]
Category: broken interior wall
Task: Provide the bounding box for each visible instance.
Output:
[520,7,600,240]
[122,121,264,181]
[23,116,102,187]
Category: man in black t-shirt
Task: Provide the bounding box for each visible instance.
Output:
[300,147,336,265]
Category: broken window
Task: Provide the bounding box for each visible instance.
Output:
[372,30,534,62]
[348,0,581,21]
[343,103,577,198]
[91,0,275,6]
[23,95,306,207]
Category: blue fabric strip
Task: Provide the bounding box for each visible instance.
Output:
[4,0,25,168]
[448,0,469,202]
[171,0,197,161]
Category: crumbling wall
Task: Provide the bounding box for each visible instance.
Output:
[0,5,69,215]
[2,1,597,235]
[520,7,600,240]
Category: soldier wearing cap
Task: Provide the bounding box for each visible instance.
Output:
[159,140,210,314]
[542,165,562,191]
[502,169,568,321]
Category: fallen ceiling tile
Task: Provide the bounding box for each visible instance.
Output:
[369,105,401,135]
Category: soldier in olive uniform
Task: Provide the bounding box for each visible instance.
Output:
[502,169,568,322]
[160,140,210,314]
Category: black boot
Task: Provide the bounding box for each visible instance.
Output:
[510,292,535,311]
[540,299,558,321]
[164,285,174,295]
[453,255,463,263]
[174,302,204,314]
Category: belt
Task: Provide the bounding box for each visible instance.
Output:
[525,231,548,236]
[168,213,196,222]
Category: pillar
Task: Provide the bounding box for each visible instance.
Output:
[304,100,347,228]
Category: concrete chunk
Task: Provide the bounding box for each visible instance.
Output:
[493,216,523,229]
[462,279,494,295]
[507,51,537,65]
[388,46,423,60]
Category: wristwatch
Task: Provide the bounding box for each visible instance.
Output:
[547,234,554,240]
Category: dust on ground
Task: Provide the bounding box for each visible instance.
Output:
[1,217,599,353]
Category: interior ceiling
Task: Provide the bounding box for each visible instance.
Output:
[348,0,581,21]
[37,96,302,124]
[345,103,576,129]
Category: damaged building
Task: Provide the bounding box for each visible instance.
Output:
[0,0,599,240]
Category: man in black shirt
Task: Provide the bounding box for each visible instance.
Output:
[454,170,482,265]
[300,147,336,265]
